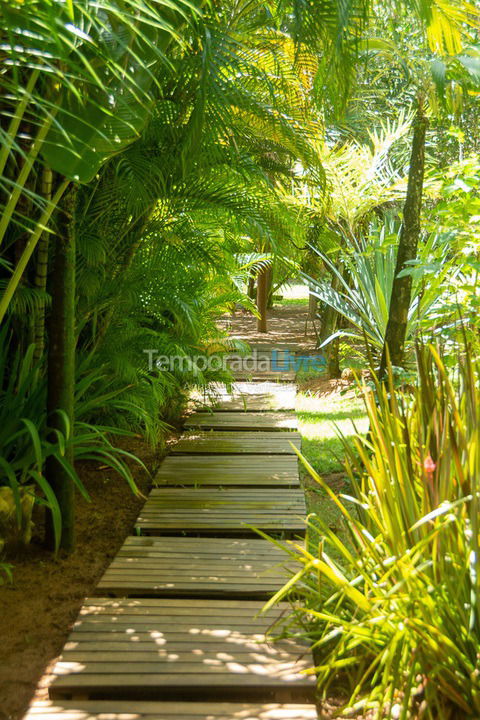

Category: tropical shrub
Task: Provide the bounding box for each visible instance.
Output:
[267,343,480,719]
[0,333,144,551]
[307,219,445,362]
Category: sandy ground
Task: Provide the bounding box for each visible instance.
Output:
[219,301,319,353]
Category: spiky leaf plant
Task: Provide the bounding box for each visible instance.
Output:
[0,330,144,552]
[265,342,480,719]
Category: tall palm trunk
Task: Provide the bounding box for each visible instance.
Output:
[319,272,341,377]
[380,98,427,375]
[33,166,53,362]
[320,305,341,378]
[256,265,271,333]
[45,184,77,552]
[247,273,256,301]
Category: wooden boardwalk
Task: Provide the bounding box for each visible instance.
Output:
[172,431,301,455]
[25,701,318,720]
[154,455,300,488]
[96,537,301,598]
[205,382,296,412]
[25,358,316,719]
[136,488,306,536]
[48,599,314,702]
[185,412,297,432]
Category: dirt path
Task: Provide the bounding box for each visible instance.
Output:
[219,302,318,352]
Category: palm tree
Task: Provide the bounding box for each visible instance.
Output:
[0,0,200,550]
[372,8,480,373]
[2,0,476,552]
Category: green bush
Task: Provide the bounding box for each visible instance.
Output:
[0,332,144,552]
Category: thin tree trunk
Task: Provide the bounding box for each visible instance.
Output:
[305,291,318,338]
[318,273,342,378]
[380,98,427,375]
[45,184,77,552]
[247,273,256,300]
[328,336,341,378]
[256,265,270,333]
[33,166,53,362]
[320,305,340,378]
[266,261,274,309]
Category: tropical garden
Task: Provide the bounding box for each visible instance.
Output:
[1,0,480,717]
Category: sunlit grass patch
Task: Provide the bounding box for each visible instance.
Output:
[297,388,368,475]
[273,297,309,306]
[296,386,368,555]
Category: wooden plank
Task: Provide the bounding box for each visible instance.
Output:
[48,599,315,702]
[159,455,299,465]
[172,432,301,455]
[135,488,306,536]
[79,596,284,609]
[223,346,298,383]
[25,700,318,720]
[96,536,298,598]
[201,383,296,412]
[119,537,295,554]
[231,372,296,382]
[148,488,305,500]
[185,413,297,432]
[154,455,299,488]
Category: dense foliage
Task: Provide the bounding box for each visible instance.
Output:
[271,343,480,718]
[1,0,480,713]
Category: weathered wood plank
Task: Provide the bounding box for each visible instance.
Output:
[25,700,318,720]
[185,413,297,432]
[48,599,315,702]
[233,370,296,383]
[154,455,299,488]
[199,383,296,412]
[158,456,299,467]
[135,488,306,536]
[172,432,301,455]
[96,536,298,598]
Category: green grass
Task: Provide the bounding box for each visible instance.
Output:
[273,297,309,307]
[296,387,368,551]
[297,390,368,475]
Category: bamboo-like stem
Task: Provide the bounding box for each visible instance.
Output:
[45,184,77,552]
[33,166,53,361]
[0,110,56,248]
[256,264,271,333]
[0,178,70,324]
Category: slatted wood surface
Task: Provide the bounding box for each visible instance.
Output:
[25,701,318,720]
[205,383,296,412]
[48,599,315,702]
[231,372,296,382]
[96,537,299,598]
[185,412,297,432]
[154,455,300,488]
[172,432,301,455]
[136,489,306,536]
[24,359,314,717]
[226,353,295,376]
